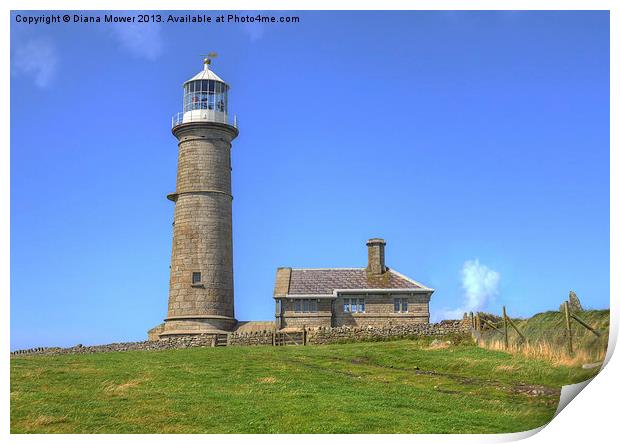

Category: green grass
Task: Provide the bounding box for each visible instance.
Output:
[515,309,609,340]
[11,338,599,434]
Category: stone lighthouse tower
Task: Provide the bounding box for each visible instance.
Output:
[160,55,239,337]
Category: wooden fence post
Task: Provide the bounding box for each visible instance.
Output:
[506,315,526,343]
[564,301,573,355]
[502,306,509,350]
[570,313,601,337]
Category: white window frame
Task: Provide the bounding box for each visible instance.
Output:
[310,299,318,312]
[358,298,365,313]
[343,296,365,313]
[394,297,409,313]
[294,298,318,313]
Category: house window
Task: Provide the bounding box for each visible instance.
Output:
[294,299,317,313]
[343,297,365,313]
[192,272,201,284]
[394,297,409,313]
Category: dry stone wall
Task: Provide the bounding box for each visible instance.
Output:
[228,331,274,346]
[10,335,219,357]
[12,320,472,356]
[306,320,470,345]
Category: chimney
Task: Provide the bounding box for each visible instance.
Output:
[366,238,386,275]
[273,267,292,297]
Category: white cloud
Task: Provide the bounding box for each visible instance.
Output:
[109,21,163,60]
[438,259,501,320]
[12,36,58,88]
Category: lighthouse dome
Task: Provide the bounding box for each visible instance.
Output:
[184,63,227,85]
[175,56,233,127]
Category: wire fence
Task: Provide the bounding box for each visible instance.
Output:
[472,303,609,365]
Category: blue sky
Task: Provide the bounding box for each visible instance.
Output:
[10,11,609,350]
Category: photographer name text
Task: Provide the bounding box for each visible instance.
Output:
[15,13,300,25]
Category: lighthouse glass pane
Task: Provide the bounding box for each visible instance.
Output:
[183,80,228,115]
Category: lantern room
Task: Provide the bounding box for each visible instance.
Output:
[175,55,232,126]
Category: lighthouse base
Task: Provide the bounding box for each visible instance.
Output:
[154,315,237,339]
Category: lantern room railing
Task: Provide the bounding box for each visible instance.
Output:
[172,111,238,129]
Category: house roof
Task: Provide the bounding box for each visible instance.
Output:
[275,267,432,296]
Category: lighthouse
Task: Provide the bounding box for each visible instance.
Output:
[160,54,239,337]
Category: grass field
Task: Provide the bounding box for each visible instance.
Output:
[11,337,600,434]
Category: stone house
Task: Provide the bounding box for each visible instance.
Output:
[273,239,434,330]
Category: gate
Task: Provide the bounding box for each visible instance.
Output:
[274,330,306,346]
[213,334,228,347]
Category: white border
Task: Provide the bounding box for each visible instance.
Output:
[2,2,616,443]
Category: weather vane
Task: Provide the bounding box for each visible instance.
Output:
[202,52,218,66]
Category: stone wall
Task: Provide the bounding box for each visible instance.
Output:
[278,293,434,329]
[12,319,472,357]
[228,330,274,346]
[332,292,431,327]
[11,335,221,357]
[147,323,165,341]
[227,320,471,347]
[306,320,471,345]
[280,298,332,329]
